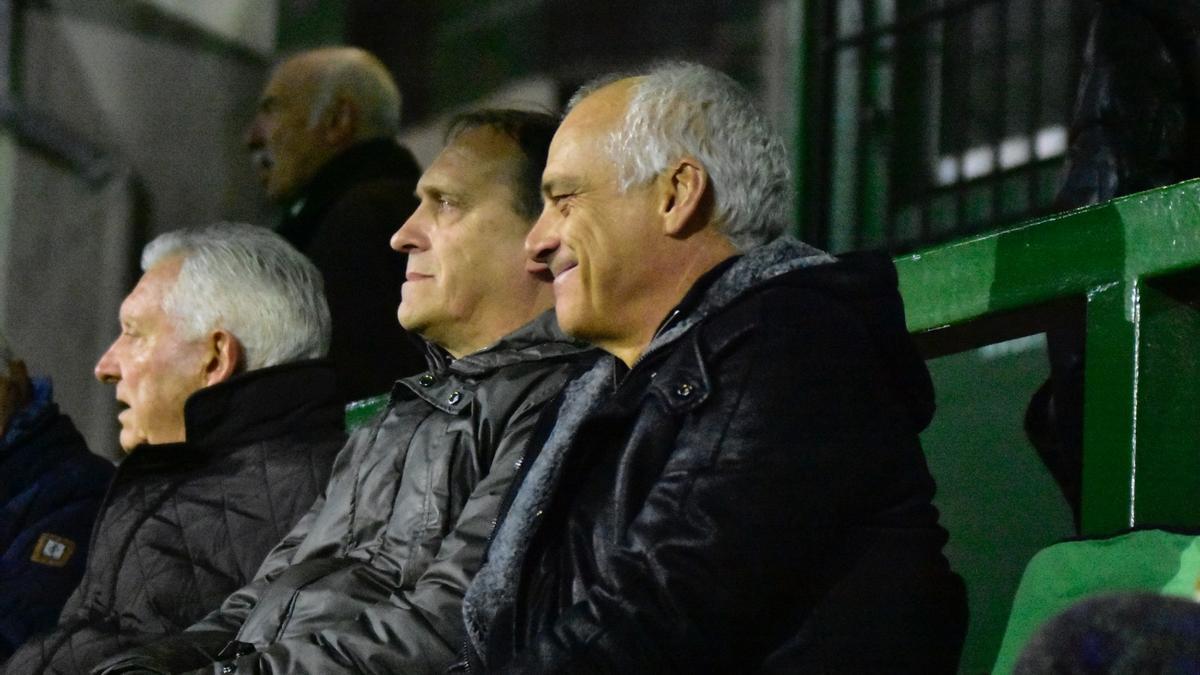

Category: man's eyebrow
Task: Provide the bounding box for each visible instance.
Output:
[416,183,447,200]
[541,177,575,197]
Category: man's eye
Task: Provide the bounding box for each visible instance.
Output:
[552,194,574,213]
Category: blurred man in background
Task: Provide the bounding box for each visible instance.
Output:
[246,46,426,401]
[0,337,111,660]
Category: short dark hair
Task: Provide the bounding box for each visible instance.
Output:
[445,109,559,220]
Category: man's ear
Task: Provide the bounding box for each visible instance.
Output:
[203,330,244,386]
[322,97,358,147]
[660,158,710,238]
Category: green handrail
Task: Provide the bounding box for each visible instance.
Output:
[895,178,1200,535]
[344,393,389,433]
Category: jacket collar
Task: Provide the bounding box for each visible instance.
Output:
[644,237,834,360]
[449,310,589,377]
[396,311,592,415]
[125,359,341,462]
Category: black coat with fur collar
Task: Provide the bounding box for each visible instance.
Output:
[463,239,967,674]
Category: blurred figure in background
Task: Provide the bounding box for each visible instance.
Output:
[0,337,112,659]
[246,46,426,401]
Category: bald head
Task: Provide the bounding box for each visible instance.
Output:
[288,47,402,139]
[245,46,403,202]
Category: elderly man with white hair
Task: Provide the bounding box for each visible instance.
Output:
[245,46,426,401]
[4,223,344,674]
[462,62,967,673]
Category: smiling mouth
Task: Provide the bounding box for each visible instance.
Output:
[553,262,578,282]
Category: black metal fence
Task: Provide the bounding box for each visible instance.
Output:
[800,0,1092,253]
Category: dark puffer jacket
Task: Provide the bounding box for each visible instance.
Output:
[464,239,967,674]
[0,379,113,658]
[3,361,344,674]
[92,312,592,675]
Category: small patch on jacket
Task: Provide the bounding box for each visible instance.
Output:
[30,532,76,567]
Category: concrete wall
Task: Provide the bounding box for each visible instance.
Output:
[5,4,273,458]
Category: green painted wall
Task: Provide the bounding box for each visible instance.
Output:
[921,335,1074,672]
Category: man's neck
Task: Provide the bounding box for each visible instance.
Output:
[606,240,737,367]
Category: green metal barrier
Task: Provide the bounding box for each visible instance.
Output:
[344,393,390,433]
[895,178,1200,536]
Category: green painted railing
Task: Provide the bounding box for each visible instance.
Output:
[895,178,1200,536]
[344,393,389,433]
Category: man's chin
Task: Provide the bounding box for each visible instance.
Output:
[117,428,144,454]
[397,304,429,334]
[553,304,594,339]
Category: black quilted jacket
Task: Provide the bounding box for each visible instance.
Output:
[3,361,344,675]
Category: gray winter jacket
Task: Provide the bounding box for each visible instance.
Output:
[92,311,592,675]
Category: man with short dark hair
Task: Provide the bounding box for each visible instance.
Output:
[95,110,591,675]
[463,62,967,673]
[246,46,425,401]
[3,224,344,674]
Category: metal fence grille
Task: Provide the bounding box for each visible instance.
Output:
[801,0,1091,253]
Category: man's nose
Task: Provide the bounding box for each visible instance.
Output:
[391,208,428,253]
[94,342,120,384]
[244,116,264,149]
[525,206,561,266]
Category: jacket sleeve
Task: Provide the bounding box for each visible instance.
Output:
[497,293,948,673]
[8,584,200,675]
[182,401,545,675]
[89,489,333,675]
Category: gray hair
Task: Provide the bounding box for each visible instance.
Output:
[307,47,402,138]
[569,61,791,250]
[141,223,331,370]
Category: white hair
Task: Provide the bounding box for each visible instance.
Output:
[569,61,792,250]
[141,223,331,371]
[307,48,402,138]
